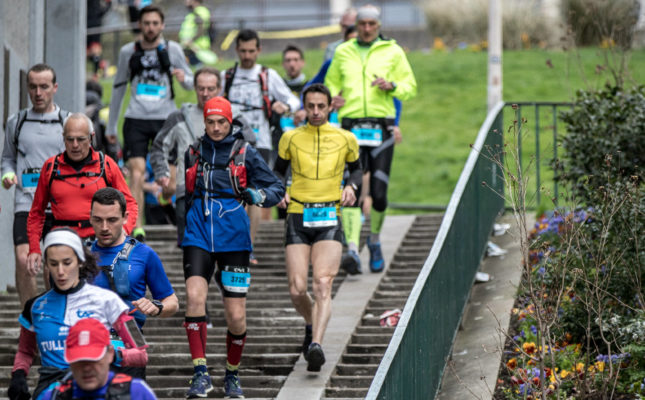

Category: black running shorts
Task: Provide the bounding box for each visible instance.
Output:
[285,213,345,246]
[183,246,251,298]
[14,211,54,246]
[122,118,166,161]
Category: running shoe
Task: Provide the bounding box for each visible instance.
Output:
[224,370,244,398]
[186,372,213,398]
[340,250,362,275]
[367,237,384,272]
[249,252,258,265]
[305,343,326,372]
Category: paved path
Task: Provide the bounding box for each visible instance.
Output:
[437,214,533,400]
[277,215,416,400]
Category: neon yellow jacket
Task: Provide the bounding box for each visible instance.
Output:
[179,5,211,51]
[325,37,417,120]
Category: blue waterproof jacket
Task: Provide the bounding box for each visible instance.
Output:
[182,128,284,253]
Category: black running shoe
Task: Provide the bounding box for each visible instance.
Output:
[305,343,325,372]
[340,250,362,275]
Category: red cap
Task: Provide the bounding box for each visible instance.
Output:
[203,96,233,123]
[64,318,111,363]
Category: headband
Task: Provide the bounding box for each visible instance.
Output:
[43,230,86,262]
[357,6,380,22]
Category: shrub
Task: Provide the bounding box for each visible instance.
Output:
[424,0,563,49]
[562,0,640,48]
[558,85,645,204]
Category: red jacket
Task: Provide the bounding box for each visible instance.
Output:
[27,149,137,255]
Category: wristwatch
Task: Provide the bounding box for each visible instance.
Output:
[151,299,163,317]
[389,82,397,91]
[349,183,359,193]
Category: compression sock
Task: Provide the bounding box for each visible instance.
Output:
[184,316,208,374]
[226,330,247,372]
[341,207,362,249]
[370,208,386,242]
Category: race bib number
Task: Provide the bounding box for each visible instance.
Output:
[303,202,338,228]
[21,168,40,193]
[136,83,167,101]
[221,265,251,294]
[328,111,340,128]
[351,123,383,147]
[280,115,296,132]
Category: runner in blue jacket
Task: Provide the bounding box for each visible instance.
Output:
[181,97,284,398]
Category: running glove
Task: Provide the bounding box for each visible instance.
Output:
[8,370,30,400]
[240,188,266,205]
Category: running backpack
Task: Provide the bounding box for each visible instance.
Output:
[185,137,249,200]
[114,40,175,99]
[51,373,132,400]
[13,108,67,156]
[222,63,272,120]
[48,150,111,190]
[101,237,139,299]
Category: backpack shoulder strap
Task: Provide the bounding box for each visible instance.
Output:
[48,153,63,190]
[99,151,111,187]
[223,63,238,99]
[258,66,271,119]
[13,109,29,151]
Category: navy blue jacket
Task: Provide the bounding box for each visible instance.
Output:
[182,128,284,253]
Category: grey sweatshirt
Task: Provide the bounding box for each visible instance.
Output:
[1,106,69,212]
[107,39,194,136]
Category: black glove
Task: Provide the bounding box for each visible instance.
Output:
[8,370,30,400]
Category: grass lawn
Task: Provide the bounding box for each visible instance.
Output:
[100,46,645,211]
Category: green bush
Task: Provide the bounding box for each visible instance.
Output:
[562,0,640,47]
[558,85,645,204]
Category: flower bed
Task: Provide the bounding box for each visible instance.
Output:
[494,206,645,399]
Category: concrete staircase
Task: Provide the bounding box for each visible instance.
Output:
[324,214,441,399]
[0,214,442,399]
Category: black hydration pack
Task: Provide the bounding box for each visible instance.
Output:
[13,108,67,156]
[117,40,174,99]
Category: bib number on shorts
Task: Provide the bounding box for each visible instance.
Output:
[21,168,40,193]
[303,202,338,228]
[351,123,383,147]
[136,83,167,101]
[221,265,251,294]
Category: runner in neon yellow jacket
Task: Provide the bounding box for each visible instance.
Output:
[325,34,416,119]
[324,4,417,274]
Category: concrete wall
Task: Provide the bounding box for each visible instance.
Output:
[0,1,86,292]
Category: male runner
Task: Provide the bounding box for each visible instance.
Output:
[325,4,417,272]
[1,64,69,306]
[274,84,361,371]
[107,4,193,242]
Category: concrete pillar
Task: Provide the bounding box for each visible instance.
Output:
[330,0,351,24]
[44,0,86,113]
[487,0,502,111]
[29,0,45,65]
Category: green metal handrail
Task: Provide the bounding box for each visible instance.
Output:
[366,102,505,399]
[507,101,572,207]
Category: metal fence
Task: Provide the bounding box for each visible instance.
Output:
[504,102,572,208]
[366,102,505,399]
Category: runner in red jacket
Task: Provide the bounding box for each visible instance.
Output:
[26,113,137,274]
